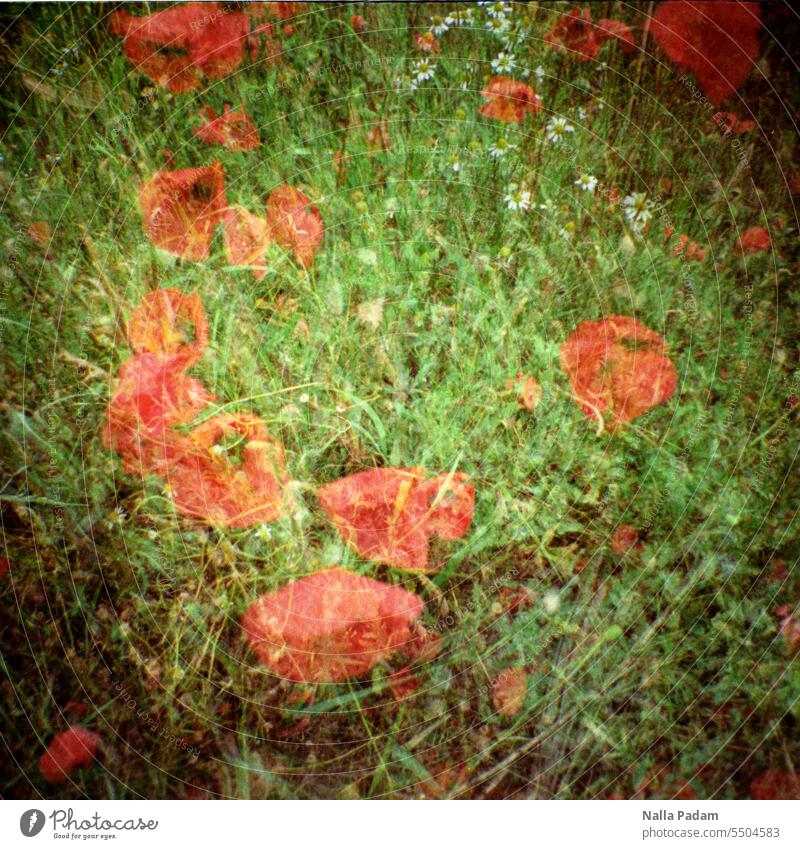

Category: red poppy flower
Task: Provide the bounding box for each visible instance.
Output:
[109,3,250,92]
[241,567,425,682]
[560,316,678,429]
[39,727,100,784]
[650,1,762,106]
[223,206,269,280]
[611,524,643,555]
[267,2,297,21]
[265,184,324,268]
[545,8,599,61]
[713,111,755,136]
[750,768,800,800]
[350,14,366,33]
[414,32,441,54]
[736,225,770,254]
[164,413,293,527]
[194,104,261,151]
[317,467,474,571]
[102,352,214,474]
[479,76,542,123]
[492,667,527,717]
[126,289,209,367]
[138,162,227,260]
[595,18,636,53]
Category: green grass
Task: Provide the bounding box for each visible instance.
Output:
[1,1,799,799]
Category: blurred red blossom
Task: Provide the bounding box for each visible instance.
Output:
[40,727,100,784]
[650,1,762,105]
[194,104,261,151]
[611,524,644,555]
[126,289,209,367]
[750,768,800,799]
[545,8,635,61]
[736,225,770,254]
[492,667,527,717]
[479,77,542,123]
[163,413,293,528]
[109,3,250,92]
[713,111,755,137]
[414,32,440,54]
[265,184,324,267]
[350,15,366,34]
[223,206,269,279]
[241,567,425,682]
[560,316,677,429]
[138,162,227,260]
[317,467,474,571]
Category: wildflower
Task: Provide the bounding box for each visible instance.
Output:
[480,76,541,122]
[558,226,574,241]
[412,57,436,81]
[539,197,557,214]
[574,106,588,120]
[735,225,770,255]
[448,153,462,173]
[504,185,532,210]
[534,65,545,80]
[491,51,516,73]
[622,192,654,231]
[487,2,512,18]
[255,524,272,541]
[575,173,598,193]
[446,8,474,26]
[486,16,510,36]
[488,137,515,158]
[545,116,575,143]
[430,14,449,36]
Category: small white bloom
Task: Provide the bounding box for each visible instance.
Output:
[575,174,598,193]
[622,192,654,231]
[504,185,532,211]
[534,65,546,80]
[545,116,575,144]
[574,106,588,121]
[543,590,561,614]
[430,15,449,36]
[485,15,510,35]
[446,8,474,26]
[255,524,272,541]
[488,137,516,158]
[491,52,516,74]
[539,197,557,214]
[487,2,512,18]
[413,58,436,81]
[448,153,461,173]
[558,227,574,241]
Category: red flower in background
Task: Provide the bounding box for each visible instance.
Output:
[138,163,227,260]
[241,567,424,682]
[545,8,635,61]
[265,184,324,268]
[351,15,366,34]
[713,111,755,137]
[479,77,542,123]
[415,32,441,54]
[492,667,527,717]
[750,768,800,800]
[194,104,261,151]
[650,1,762,106]
[560,316,678,429]
[40,727,100,784]
[164,413,293,528]
[126,289,209,367]
[611,524,644,555]
[736,225,770,254]
[102,352,214,474]
[545,7,598,60]
[223,206,269,280]
[317,467,474,571]
[109,3,250,92]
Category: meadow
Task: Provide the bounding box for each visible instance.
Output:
[1,1,799,799]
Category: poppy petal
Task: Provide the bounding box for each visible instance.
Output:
[265,184,324,268]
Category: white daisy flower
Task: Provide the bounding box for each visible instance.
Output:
[504,185,532,211]
[488,137,516,158]
[575,174,598,193]
[622,192,655,230]
[539,197,557,214]
[491,52,516,74]
[255,524,272,541]
[486,16,510,35]
[430,14,449,36]
[413,58,436,82]
[446,8,474,26]
[487,2,512,17]
[545,117,575,144]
